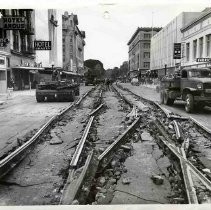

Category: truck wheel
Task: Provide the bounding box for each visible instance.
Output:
[185,94,194,113]
[36,95,44,102]
[160,90,164,104]
[164,90,174,105]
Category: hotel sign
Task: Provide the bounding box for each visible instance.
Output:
[34,41,51,50]
[196,58,211,62]
[2,16,26,30]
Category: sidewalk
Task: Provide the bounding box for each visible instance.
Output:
[0,89,36,105]
[119,83,160,102]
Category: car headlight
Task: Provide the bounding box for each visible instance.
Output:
[197,83,203,89]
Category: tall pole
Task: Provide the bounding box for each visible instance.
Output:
[151,11,154,38]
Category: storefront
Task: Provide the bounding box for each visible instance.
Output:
[12,66,44,90]
[0,51,10,93]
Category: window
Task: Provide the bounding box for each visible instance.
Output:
[144,43,150,48]
[186,43,190,61]
[206,34,211,57]
[143,62,150,68]
[144,52,150,58]
[13,31,19,51]
[199,37,203,57]
[193,39,197,59]
[137,54,139,68]
[144,33,151,39]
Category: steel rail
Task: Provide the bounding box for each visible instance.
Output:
[98,116,141,162]
[190,116,211,135]
[0,114,57,179]
[60,151,96,204]
[173,120,182,140]
[89,103,104,116]
[153,120,211,192]
[0,88,95,179]
[178,147,198,204]
[70,116,95,168]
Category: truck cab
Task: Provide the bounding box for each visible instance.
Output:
[160,67,211,113]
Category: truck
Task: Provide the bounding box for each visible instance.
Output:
[35,69,80,102]
[160,67,211,113]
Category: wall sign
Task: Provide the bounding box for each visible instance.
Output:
[34,41,51,50]
[173,43,181,59]
[2,16,26,30]
[196,58,211,62]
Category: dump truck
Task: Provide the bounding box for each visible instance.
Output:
[160,67,211,113]
[35,69,80,102]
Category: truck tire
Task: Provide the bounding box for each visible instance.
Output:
[164,90,174,105]
[36,94,44,102]
[160,90,164,104]
[185,94,194,113]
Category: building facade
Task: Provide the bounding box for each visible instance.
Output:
[0,9,37,91]
[127,27,162,79]
[181,8,211,68]
[62,12,85,75]
[150,12,201,76]
[35,9,59,68]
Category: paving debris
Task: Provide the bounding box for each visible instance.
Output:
[151,175,164,185]
[122,177,131,185]
[50,132,63,145]
[120,145,131,152]
[141,132,153,141]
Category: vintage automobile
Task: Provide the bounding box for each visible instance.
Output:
[160,67,211,113]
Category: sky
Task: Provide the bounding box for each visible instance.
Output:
[3,0,211,69]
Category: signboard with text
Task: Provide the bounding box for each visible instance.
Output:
[34,41,51,50]
[2,16,26,30]
[196,58,211,62]
[173,43,181,59]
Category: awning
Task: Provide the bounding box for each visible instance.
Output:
[12,66,45,71]
[62,71,84,77]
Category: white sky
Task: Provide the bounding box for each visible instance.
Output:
[2,0,211,69]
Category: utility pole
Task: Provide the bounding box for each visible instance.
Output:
[151,12,154,38]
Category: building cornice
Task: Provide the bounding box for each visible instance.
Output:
[127,27,162,45]
[181,9,211,32]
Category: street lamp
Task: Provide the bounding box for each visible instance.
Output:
[51,61,55,70]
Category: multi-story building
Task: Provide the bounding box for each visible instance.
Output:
[127,27,162,79]
[35,9,59,67]
[62,12,85,75]
[0,9,37,91]
[150,11,201,76]
[181,8,211,68]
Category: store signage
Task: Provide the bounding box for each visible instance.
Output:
[34,41,51,50]
[2,16,26,30]
[196,58,211,62]
[173,43,181,59]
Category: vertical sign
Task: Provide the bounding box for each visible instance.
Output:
[173,43,181,59]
